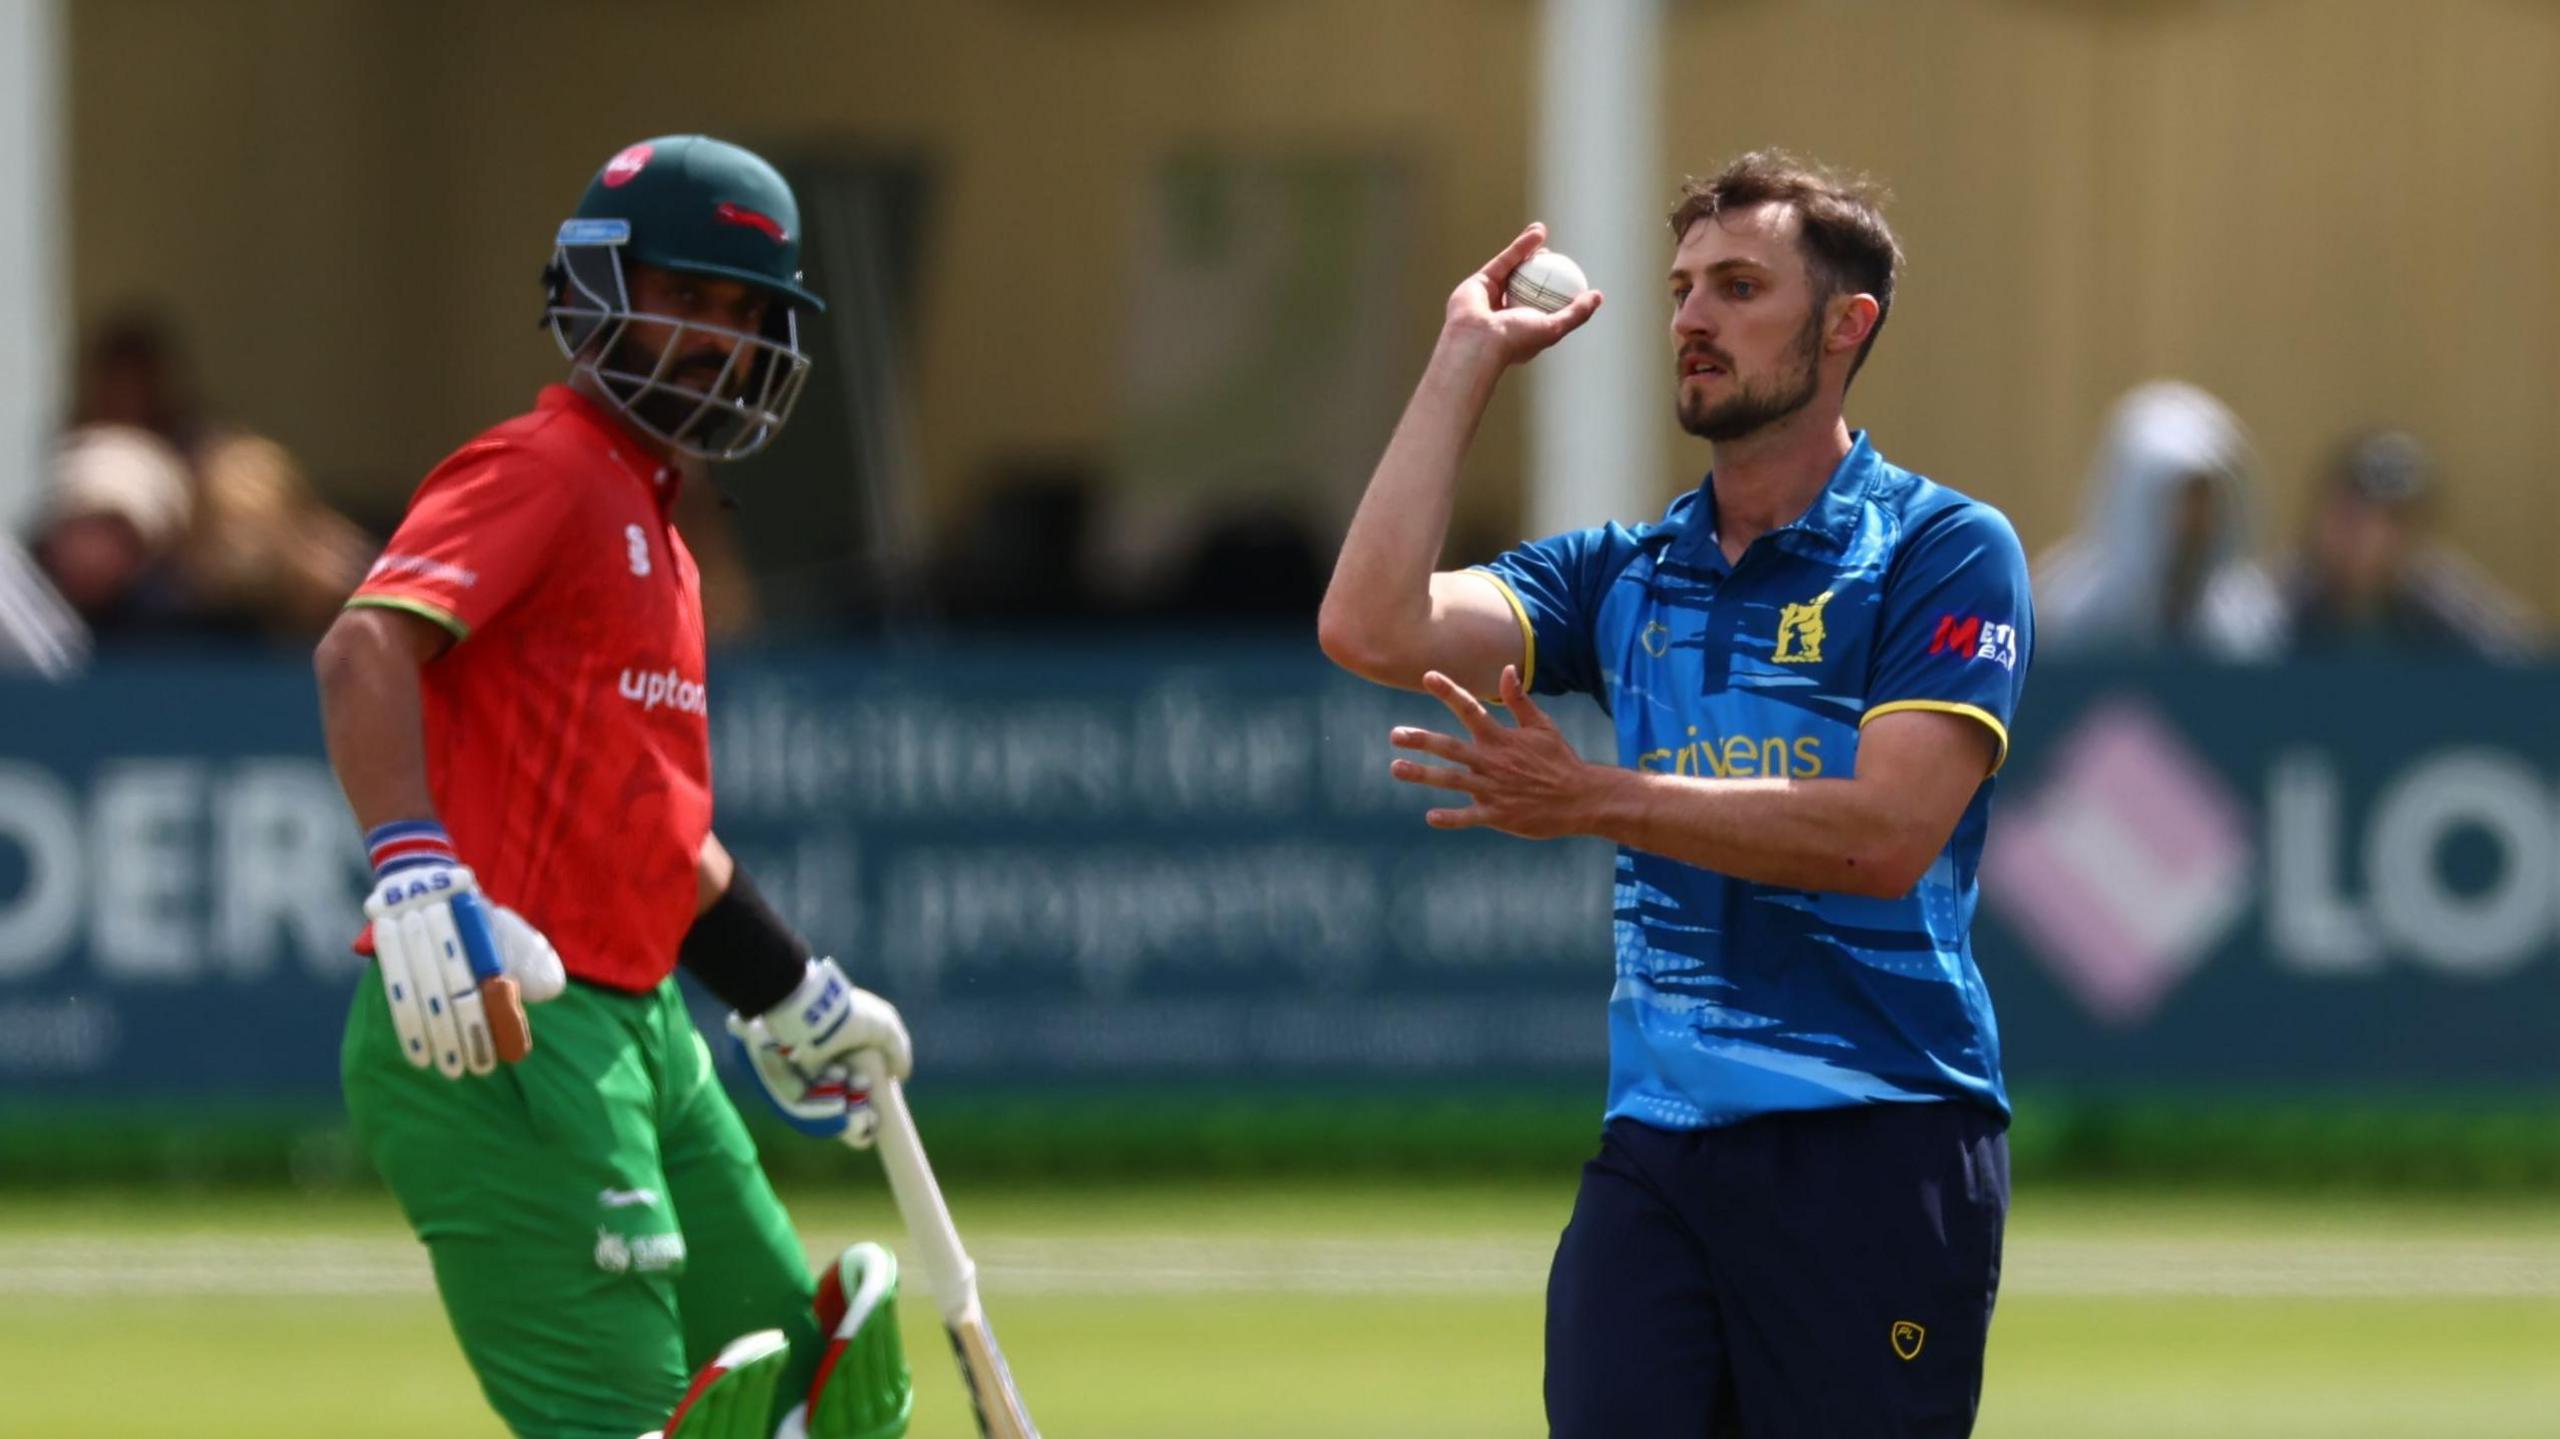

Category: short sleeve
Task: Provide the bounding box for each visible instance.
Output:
[1861,503,2033,773]
[346,446,576,641]
[1471,522,1640,698]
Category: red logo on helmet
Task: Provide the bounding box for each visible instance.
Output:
[601,143,653,188]
[715,202,788,244]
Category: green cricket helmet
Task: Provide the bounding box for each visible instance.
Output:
[544,135,825,462]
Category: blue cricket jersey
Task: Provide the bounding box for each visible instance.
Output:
[1476,432,2030,1130]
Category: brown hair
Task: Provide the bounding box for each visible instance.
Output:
[1668,151,1903,382]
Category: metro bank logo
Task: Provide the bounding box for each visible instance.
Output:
[1930,613,2019,670]
[1982,701,2252,1025]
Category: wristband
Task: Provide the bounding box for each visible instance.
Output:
[367,819,459,878]
[679,866,813,1015]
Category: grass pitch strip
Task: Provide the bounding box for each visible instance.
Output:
[1,1183,2554,1437]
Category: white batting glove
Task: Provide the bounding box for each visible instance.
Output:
[724,958,909,1144]
[361,821,565,1079]
[761,957,911,1078]
[725,1012,880,1147]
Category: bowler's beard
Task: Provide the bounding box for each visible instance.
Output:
[1677,306,1824,443]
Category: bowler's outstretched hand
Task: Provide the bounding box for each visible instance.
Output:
[1390,666,1607,839]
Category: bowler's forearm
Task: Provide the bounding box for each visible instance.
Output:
[1320,337,1505,658]
[1580,768,1935,899]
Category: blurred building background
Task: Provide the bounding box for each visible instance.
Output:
[11,0,2557,635]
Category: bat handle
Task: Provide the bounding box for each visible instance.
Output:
[449,891,532,1064]
[481,975,531,1063]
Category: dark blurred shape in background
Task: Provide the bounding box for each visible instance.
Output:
[929,458,1112,629]
[2279,429,2536,661]
[1157,504,1325,629]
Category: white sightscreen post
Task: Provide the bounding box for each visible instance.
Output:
[1526,0,1664,541]
[0,0,62,530]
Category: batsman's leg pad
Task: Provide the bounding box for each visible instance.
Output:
[794,1241,913,1439]
[663,1328,792,1439]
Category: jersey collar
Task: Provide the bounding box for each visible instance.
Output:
[1787,429,1882,552]
[1672,429,1882,571]
[538,385,683,515]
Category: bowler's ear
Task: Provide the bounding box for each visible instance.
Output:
[1827,292,1882,357]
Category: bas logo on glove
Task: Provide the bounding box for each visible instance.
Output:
[376,866,461,906]
[798,969,850,1041]
[360,819,565,1079]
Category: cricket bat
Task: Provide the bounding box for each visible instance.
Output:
[846,1068,1041,1439]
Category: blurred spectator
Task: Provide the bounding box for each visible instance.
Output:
[74,310,372,639]
[1159,507,1326,627]
[930,460,1111,628]
[26,424,194,639]
[2035,380,2287,660]
[2279,430,2535,660]
[179,431,376,637]
[78,311,198,446]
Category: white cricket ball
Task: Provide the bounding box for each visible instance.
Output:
[1505,248,1589,313]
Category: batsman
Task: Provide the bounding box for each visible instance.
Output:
[316,135,915,1439]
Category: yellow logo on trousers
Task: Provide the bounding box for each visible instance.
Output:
[1772,590,1835,663]
[1890,1320,1926,1361]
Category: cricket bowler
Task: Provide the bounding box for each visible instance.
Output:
[316,135,915,1439]
[1320,152,2028,1436]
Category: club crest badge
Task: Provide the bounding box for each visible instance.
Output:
[1772,589,1835,664]
[602,143,654,188]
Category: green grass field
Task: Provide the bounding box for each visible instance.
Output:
[3,1181,2554,1437]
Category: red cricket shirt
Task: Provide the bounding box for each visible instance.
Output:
[348,385,711,991]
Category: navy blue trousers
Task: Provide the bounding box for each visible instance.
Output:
[1545,1102,2007,1439]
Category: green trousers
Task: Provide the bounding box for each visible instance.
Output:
[344,968,820,1439]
